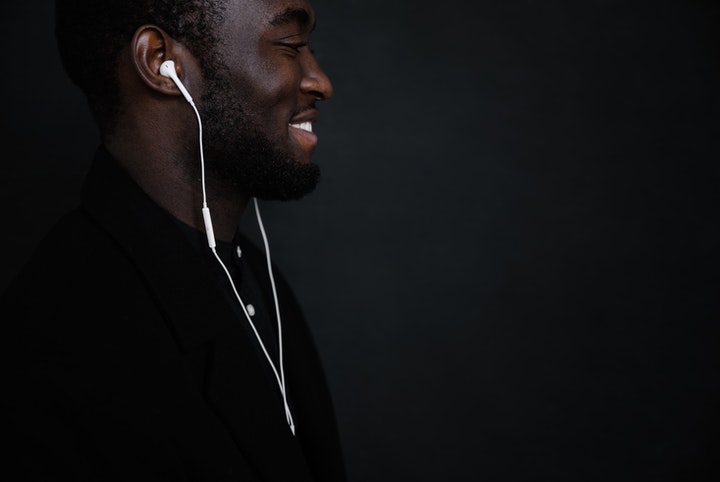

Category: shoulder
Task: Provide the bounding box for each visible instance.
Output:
[6,207,137,290]
[2,207,169,360]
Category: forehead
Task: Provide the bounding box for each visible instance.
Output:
[222,0,316,33]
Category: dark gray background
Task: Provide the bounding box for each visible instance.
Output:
[1,1,719,480]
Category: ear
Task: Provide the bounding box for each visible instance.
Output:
[131,25,192,98]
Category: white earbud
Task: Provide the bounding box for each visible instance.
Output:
[159,60,194,105]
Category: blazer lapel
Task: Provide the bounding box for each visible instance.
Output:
[205,329,315,481]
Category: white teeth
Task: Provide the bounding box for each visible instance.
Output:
[290,121,313,133]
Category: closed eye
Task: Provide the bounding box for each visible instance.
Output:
[283,42,307,52]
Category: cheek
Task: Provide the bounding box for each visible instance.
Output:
[223,47,302,125]
[245,53,302,101]
[243,72,301,130]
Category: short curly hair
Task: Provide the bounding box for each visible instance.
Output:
[55,0,227,133]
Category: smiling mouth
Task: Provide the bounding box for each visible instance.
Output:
[288,121,318,156]
[289,121,313,133]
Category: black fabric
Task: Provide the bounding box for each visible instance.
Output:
[0,145,346,482]
[174,218,281,369]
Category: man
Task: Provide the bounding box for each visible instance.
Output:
[1,1,345,480]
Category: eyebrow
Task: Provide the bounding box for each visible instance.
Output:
[269,7,315,30]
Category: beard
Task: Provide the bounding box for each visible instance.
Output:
[197,70,320,201]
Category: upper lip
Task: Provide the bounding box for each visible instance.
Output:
[289,106,318,125]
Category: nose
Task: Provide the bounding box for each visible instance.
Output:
[300,53,333,101]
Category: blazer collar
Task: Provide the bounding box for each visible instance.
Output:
[81,145,232,349]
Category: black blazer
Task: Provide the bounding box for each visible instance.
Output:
[1,146,346,481]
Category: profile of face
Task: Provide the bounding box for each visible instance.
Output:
[198,0,334,201]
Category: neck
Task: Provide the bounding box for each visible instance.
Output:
[103,112,251,243]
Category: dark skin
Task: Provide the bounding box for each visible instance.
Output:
[105,0,333,242]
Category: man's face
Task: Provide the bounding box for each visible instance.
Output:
[198,0,333,201]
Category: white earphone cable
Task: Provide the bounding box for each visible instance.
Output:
[208,244,296,434]
[253,197,290,426]
[180,70,295,435]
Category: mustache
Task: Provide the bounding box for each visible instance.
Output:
[294,103,317,115]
